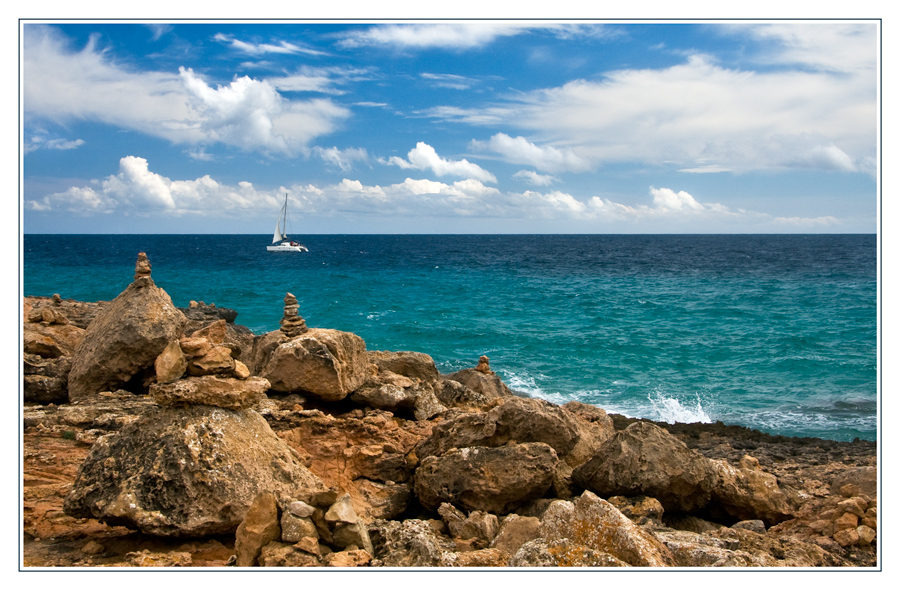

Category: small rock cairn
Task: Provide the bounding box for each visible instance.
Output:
[475,355,494,375]
[26,293,68,325]
[279,293,308,338]
[134,252,153,285]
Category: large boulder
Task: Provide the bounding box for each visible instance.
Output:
[67,254,187,400]
[261,328,369,401]
[415,396,581,461]
[149,375,270,410]
[63,404,330,536]
[368,519,456,567]
[368,350,440,383]
[572,421,719,514]
[414,443,558,514]
[707,455,793,527]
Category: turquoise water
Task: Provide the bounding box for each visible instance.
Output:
[23,234,877,442]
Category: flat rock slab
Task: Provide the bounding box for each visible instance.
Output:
[150,375,270,409]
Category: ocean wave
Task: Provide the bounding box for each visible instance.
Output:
[647,391,713,424]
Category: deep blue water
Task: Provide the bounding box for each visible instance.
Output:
[23,234,877,442]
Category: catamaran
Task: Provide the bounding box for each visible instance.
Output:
[267,193,308,252]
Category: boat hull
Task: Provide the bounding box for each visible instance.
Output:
[268,244,308,252]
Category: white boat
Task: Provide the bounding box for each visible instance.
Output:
[267,194,308,252]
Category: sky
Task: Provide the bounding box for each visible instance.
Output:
[20,19,879,234]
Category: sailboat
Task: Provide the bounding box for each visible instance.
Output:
[267,193,308,252]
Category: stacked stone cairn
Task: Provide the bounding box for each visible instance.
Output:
[279,292,308,338]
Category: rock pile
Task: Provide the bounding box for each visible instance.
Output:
[23,253,879,568]
[234,491,374,567]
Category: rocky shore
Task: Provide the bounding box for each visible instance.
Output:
[22,253,878,568]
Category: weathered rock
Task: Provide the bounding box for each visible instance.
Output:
[509,538,630,567]
[435,378,492,410]
[24,321,85,359]
[23,355,72,404]
[322,549,371,567]
[154,340,187,384]
[572,421,719,514]
[63,405,329,536]
[280,511,318,543]
[415,396,581,462]
[149,376,270,410]
[368,350,440,383]
[442,356,514,401]
[234,492,281,567]
[489,514,541,557]
[414,443,558,514]
[258,541,320,567]
[353,479,411,521]
[539,491,675,567]
[261,328,368,400]
[68,254,187,400]
[438,548,509,567]
[607,495,665,526]
[830,466,877,498]
[187,344,235,376]
[438,503,499,546]
[707,455,793,527]
[368,519,456,567]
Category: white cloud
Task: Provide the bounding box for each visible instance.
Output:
[420,73,477,90]
[733,23,876,75]
[471,133,592,173]
[314,146,370,171]
[513,170,557,186]
[28,158,854,232]
[23,26,351,156]
[26,156,280,215]
[213,33,327,56]
[338,23,525,49]
[24,133,84,154]
[385,142,497,183]
[432,29,876,175]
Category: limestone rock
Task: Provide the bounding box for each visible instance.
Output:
[368,350,440,383]
[508,538,629,567]
[572,421,719,514]
[443,357,513,401]
[149,376,270,410]
[279,293,309,338]
[187,344,235,376]
[234,492,281,567]
[415,396,581,461]
[830,466,877,498]
[280,512,318,543]
[489,514,541,557]
[438,503,499,546]
[368,519,457,567]
[63,405,329,536]
[258,541,320,567]
[154,340,187,384]
[607,495,665,527]
[708,455,793,527]
[68,253,187,400]
[261,328,368,400]
[539,491,675,567]
[23,354,72,404]
[414,443,558,514]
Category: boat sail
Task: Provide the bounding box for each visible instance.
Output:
[267,194,308,252]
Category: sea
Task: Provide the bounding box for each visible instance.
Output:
[22,234,878,443]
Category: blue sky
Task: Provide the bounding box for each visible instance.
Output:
[21,20,879,234]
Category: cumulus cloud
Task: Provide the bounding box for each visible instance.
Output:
[26,156,279,215]
[23,26,350,155]
[471,133,592,173]
[28,158,851,232]
[337,23,526,49]
[385,142,497,183]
